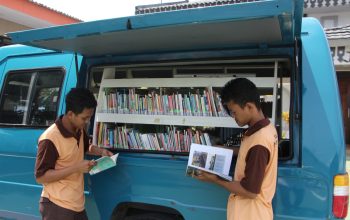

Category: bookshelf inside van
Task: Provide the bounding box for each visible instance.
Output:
[91,59,289,155]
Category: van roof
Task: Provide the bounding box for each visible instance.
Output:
[0,44,54,62]
[7,0,303,58]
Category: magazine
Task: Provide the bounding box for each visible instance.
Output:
[89,153,119,175]
[186,143,233,181]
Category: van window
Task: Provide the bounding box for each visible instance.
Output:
[0,69,64,126]
[276,75,291,160]
[280,80,290,140]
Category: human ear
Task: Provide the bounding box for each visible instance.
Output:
[245,102,256,111]
[66,111,75,118]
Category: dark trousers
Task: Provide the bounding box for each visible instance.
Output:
[39,197,88,220]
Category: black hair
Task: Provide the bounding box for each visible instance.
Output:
[221,78,261,110]
[65,88,97,114]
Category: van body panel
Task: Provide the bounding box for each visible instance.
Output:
[0,153,41,219]
[0,47,79,218]
[301,18,346,172]
[89,154,229,220]
[257,18,344,219]
[8,0,302,57]
[299,17,344,219]
[0,45,53,64]
[273,168,330,219]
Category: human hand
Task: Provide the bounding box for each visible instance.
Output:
[77,160,97,173]
[101,148,113,157]
[194,170,219,183]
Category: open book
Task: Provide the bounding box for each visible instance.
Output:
[89,153,119,175]
[186,143,233,181]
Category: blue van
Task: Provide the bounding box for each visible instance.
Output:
[0,0,348,219]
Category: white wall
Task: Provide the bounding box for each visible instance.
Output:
[307,11,350,28]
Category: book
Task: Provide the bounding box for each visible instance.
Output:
[89,153,119,175]
[186,143,233,181]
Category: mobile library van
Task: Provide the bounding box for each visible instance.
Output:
[0,0,348,219]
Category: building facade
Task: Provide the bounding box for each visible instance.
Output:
[0,0,81,45]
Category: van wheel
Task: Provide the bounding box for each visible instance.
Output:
[124,213,175,220]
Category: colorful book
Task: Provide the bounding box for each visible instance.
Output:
[186,144,233,181]
[89,153,119,175]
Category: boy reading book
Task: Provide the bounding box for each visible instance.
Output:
[194,78,278,220]
[34,88,114,220]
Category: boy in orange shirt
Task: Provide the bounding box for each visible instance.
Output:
[35,88,113,220]
[195,78,278,220]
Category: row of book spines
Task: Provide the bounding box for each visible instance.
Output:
[96,122,212,152]
[101,88,228,117]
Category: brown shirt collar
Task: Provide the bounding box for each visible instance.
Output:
[244,118,270,136]
[55,115,81,141]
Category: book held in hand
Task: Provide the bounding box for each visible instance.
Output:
[89,153,119,175]
[186,143,233,181]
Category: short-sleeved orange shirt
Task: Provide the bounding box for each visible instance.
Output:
[38,122,86,212]
[227,120,278,220]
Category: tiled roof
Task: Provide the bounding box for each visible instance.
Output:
[136,0,350,14]
[29,0,82,22]
[135,0,260,15]
[325,25,350,40]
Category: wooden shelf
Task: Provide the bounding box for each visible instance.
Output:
[96,113,237,128]
[93,72,278,151]
[100,148,189,156]
[101,77,276,88]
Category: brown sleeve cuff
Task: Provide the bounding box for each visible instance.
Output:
[240,145,270,194]
[34,139,59,178]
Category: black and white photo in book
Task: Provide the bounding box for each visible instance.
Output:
[186,143,233,181]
